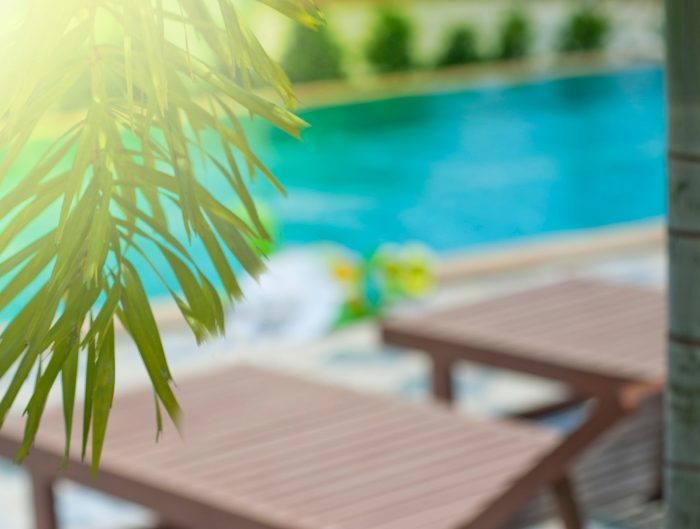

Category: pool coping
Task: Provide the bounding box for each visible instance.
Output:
[0,222,663,334]
[138,219,664,333]
[436,220,664,282]
[288,51,661,112]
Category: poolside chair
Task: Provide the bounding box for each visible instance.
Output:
[0,363,639,529]
[381,278,666,525]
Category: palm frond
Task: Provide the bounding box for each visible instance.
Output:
[0,0,321,470]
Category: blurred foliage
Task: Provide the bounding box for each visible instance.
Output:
[496,10,532,60]
[559,5,610,52]
[436,25,480,68]
[281,23,345,83]
[233,200,280,256]
[332,243,435,325]
[0,0,322,471]
[365,8,414,73]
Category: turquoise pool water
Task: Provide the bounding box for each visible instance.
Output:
[246,65,665,254]
[0,66,667,316]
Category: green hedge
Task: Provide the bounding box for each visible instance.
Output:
[496,10,532,60]
[281,24,345,83]
[274,5,615,84]
[559,7,610,52]
[436,25,480,67]
[365,9,414,73]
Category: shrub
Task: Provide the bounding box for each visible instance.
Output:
[559,7,610,52]
[365,9,414,73]
[436,25,480,67]
[281,24,345,83]
[496,10,532,60]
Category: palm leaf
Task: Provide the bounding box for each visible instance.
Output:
[0,0,322,466]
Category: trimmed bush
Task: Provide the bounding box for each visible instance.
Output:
[281,24,345,83]
[436,25,480,67]
[559,7,610,52]
[365,9,414,73]
[496,10,532,60]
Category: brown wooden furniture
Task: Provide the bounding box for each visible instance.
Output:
[382,279,664,405]
[4,364,595,529]
[381,278,666,523]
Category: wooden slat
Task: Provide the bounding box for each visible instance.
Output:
[3,365,560,529]
[383,279,666,386]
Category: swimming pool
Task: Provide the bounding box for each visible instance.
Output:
[247,65,665,254]
[0,65,667,316]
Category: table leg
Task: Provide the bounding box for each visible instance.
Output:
[31,471,58,529]
[456,395,629,529]
[431,356,454,403]
[649,393,664,501]
[552,476,582,529]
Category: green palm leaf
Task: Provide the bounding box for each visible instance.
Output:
[0,0,322,470]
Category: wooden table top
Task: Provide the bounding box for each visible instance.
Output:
[383,280,666,394]
[2,365,560,529]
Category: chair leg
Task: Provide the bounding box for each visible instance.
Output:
[431,356,454,403]
[31,472,58,529]
[552,476,582,529]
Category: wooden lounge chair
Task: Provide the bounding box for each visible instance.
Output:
[2,363,616,529]
[381,279,665,405]
[380,279,666,525]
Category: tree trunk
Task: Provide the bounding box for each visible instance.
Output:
[666,1,700,527]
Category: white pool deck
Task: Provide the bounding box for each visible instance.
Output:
[0,221,666,529]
